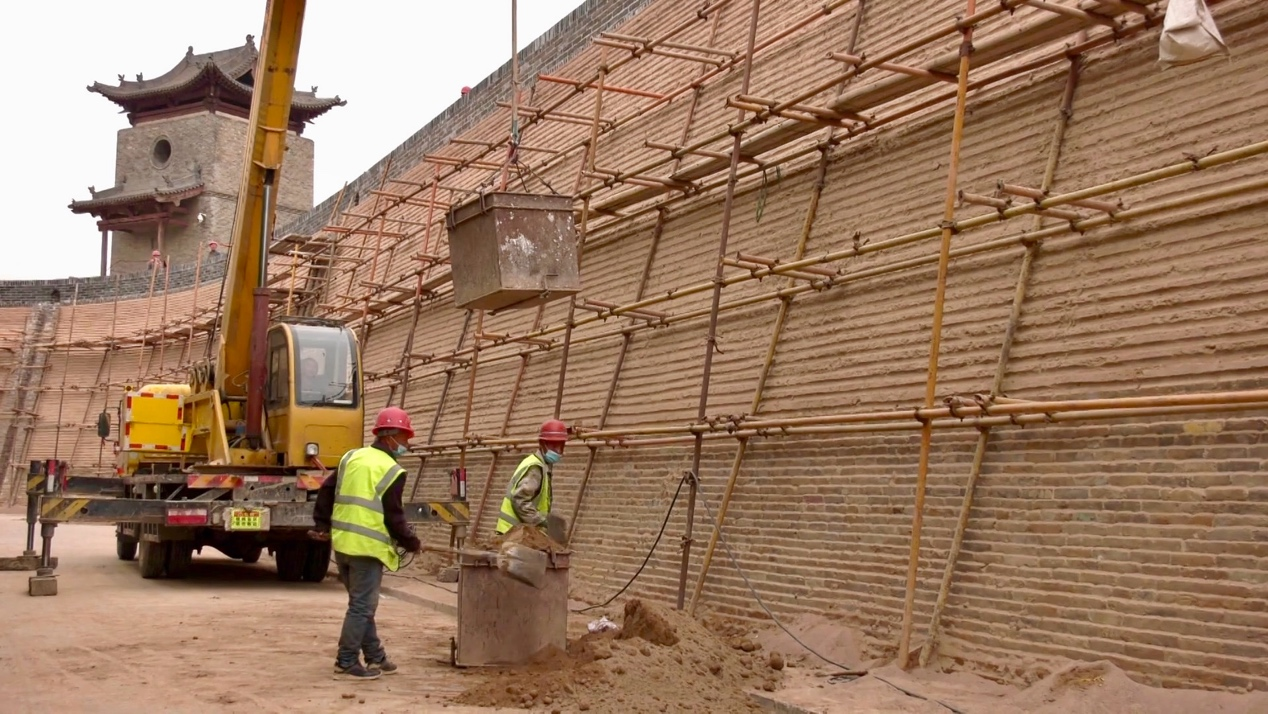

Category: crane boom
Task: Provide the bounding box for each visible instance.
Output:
[217,0,308,410]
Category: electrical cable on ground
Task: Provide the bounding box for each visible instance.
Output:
[872,675,966,714]
[571,472,688,614]
[697,491,868,677]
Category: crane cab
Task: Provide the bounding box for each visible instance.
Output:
[264,317,364,468]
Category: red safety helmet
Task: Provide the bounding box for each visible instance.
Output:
[373,407,415,439]
[538,419,569,443]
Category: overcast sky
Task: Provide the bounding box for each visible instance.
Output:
[0,1,583,280]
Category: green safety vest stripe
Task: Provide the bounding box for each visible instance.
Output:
[330,446,404,570]
[330,518,394,545]
[335,463,404,513]
[495,453,551,534]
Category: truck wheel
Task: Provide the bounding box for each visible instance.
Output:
[275,543,305,582]
[116,535,138,561]
[302,542,332,583]
[138,540,167,579]
[241,545,263,564]
[166,542,193,579]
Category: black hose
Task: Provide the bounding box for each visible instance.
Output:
[572,472,688,614]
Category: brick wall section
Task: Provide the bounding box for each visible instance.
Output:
[386,0,1268,694]
[5,0,1268,695]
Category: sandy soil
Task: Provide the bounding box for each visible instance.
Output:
[735,615,1268,714]
[6,513,1268,714]
[0,515,513,714]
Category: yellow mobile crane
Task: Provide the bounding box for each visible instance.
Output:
[25,0,461,591]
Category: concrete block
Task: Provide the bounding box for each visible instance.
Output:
[28,574,58,597]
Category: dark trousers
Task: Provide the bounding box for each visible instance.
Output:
[335,553,386,667]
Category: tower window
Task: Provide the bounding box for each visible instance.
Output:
[152,138,172,167]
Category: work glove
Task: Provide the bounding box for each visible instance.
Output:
[403,535,423,554]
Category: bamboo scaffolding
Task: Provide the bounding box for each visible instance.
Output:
[469,305,545,535]
[919,43,1084,667]
[675,0,764,612]
[270,0,856,310]
[51,283,80,466]
[75,274,123,470]
[580,8,1174,243]
[135,259,160,383]
[182,243,205,366]
[156,259,172,374]
[283,0,1164,320]
[566,0,729,548]
[383,138,1268,391]
[409,391,1268,455]
[274,0,766,287]
[897,0,978,667]
[552,49,610,426]
[580,0,1180,218]
[409,310,475,501]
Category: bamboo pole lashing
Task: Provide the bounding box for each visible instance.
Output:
[997,181,1123,214]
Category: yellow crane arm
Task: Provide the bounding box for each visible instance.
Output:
[216,0,308,401]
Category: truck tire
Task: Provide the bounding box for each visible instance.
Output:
[241,545,263,564]
[116,535,138,561]
[138,540,167,579]
[302,542,332,583]
[166,542,193,579]
[275,543,305,582]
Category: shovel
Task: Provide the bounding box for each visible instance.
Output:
[496,542,548,589]
[545,514,568,544]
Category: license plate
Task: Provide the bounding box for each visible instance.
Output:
[226,507,267,531]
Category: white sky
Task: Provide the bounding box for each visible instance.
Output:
[0,1,583,280]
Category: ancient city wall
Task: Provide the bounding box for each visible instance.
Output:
[2,0,1266,693]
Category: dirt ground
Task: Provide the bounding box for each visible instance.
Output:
[0,513,514,714]
[5,512,1268,714]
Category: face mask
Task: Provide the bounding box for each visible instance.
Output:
[393,444,409,457]
[543,450,562,465]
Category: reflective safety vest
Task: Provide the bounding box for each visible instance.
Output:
[495,452,551,534]
[330,446,405,571]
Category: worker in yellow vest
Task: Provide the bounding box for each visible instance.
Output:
[312,406,421,681]
[495,419,568,535]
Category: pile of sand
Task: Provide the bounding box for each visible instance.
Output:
[452,599,782,713]
[481,524,568,553]
[768,660,1268,714]
[1001,660,1268,714]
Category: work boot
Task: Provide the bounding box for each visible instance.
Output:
[333,662,382,680]
[367,657,398,675]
